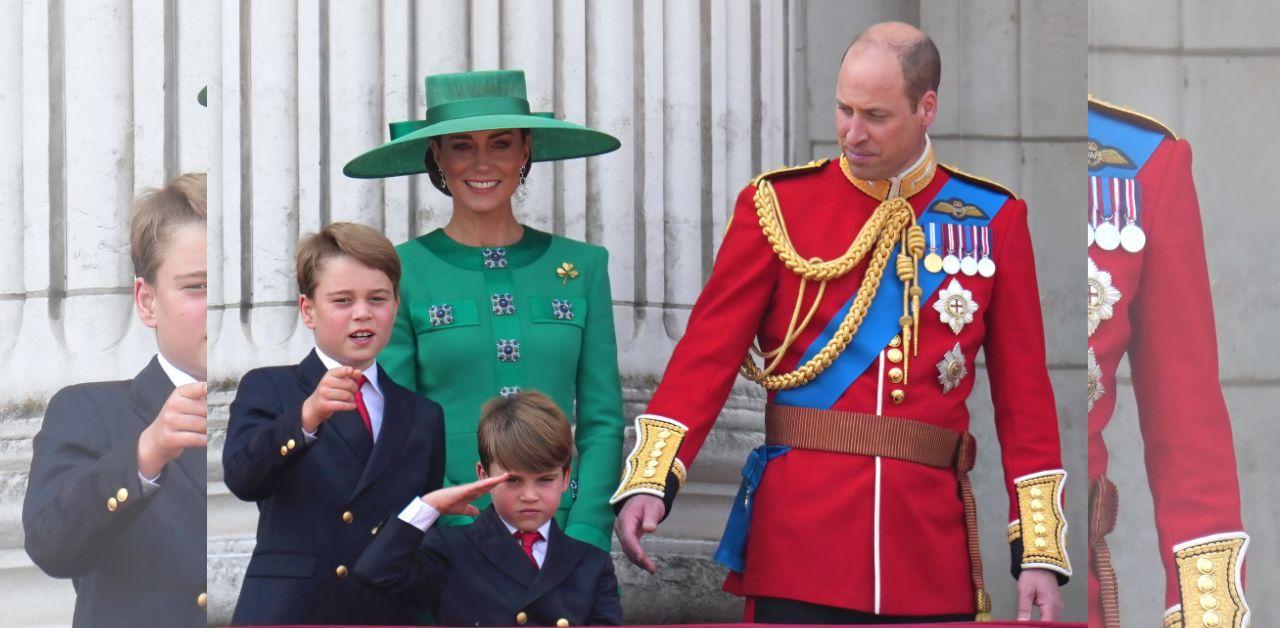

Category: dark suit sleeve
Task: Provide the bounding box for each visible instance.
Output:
[422,400,446,496]
[22,386,150,578]
[587,555,623,625]
[221,369,313,501]
[354,517,452,608]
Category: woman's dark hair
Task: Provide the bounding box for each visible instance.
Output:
[425,129,533,197]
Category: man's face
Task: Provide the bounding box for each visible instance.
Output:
[479,461,569,533]
[299,255,398,371]
[135,223,207,380]
[835,46,936,181]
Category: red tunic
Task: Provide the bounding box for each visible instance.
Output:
[639,154,1067,616]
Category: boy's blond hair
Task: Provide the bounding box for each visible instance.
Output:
[477,391,574,473]
[130,172,207,284]
[296,222,401,297]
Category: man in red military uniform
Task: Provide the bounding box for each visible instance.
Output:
[1086,97,1250,628]
[613,22,1070,623]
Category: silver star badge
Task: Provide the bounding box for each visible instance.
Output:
[1087,347,1105,411]
[1087,257,1121,337]
[936,343,967,394]
[933,278,979,335]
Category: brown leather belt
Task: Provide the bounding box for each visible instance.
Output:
[1089,475,1121,627]
[764,404,990,620]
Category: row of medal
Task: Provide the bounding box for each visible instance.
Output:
[923,222,997,278]
[1088,175,1146,252]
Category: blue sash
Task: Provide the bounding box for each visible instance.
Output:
[714,445,791,573]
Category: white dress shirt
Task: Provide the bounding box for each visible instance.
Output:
[303,347,385,443]
[397,499,552,568]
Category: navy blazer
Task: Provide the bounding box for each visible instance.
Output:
[355,505,623,626]
[23,357,206,627]
[223,350,445,626]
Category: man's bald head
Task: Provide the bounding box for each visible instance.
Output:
[842,21,940,112]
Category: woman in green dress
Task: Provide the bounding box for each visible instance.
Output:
[343,70,624,551]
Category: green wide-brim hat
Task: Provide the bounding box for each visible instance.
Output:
[343,70,620,179]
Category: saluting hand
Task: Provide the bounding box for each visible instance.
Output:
[301,366,363,433]
[138,381,208,479]
[419,473,511,517]
[615,494,665,574]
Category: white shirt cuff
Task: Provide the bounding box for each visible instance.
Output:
[397,497,441,532]
[302,426,318,444]
[138,470,161,497]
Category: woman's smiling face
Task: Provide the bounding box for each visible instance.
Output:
[432,129,531,213]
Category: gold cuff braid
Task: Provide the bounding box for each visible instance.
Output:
[610,415,688,505]
[1014,470,1071,576]
[1168,533,1250,628]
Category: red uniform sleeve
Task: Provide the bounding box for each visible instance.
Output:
[1127,139,1244,607]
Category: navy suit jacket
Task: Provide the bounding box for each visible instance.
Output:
[223,350,445,626]
[355,506,623,626]
[23,357,206,627]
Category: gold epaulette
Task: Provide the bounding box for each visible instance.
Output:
[1089,95,1179,140]
[1164,533,1251,628]
[750,159,830,187]
[939,163,1020,200]
[1012,469,1072,577]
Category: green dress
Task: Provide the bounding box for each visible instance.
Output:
[381,226,624,551]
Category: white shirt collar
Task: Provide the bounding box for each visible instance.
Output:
[156,353,198,386]
[498,513,553,541]
[313,347,382,397]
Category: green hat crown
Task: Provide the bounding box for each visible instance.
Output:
[344,70,620,179]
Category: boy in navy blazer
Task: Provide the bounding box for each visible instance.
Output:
[355,391,623,626]
[23,173,209,627]
[222,222,445,626]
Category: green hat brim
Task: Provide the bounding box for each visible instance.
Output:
[343,114,620,179]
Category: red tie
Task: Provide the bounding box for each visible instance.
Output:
[353,375,372,435]
[514,530,543,568]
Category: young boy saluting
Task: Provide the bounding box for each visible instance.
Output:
[222,222,445,626]
[355,391,623,626]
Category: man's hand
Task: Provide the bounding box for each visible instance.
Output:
[301,366,362,432]
[614,494,665,574]
[1016,568,1062,621]
[420,474,510,517]
[137,382,208,479]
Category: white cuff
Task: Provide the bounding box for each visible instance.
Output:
[397,497,441,532]
[138,470,161,497]
[302,427,318,444]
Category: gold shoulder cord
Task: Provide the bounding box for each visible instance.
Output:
[740,173,925,390]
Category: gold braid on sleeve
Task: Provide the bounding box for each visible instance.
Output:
[1014,469,1072,577]
[1164,533,1250,628]
[741,176,925,390]
[610,415,689,505]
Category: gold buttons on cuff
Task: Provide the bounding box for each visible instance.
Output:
[889,335,902,348]
[643,468,656,477]
[107,497,118,512]
[1034,524,1047,536]
[1030,499,1044,511]
[888,367,904,384]
[197,592,207,610]
[1196,575,1215,593]
[516,611,529,625]
[287,438,297,450]
[1201,594,1219,610]
[280,445,289,456]
[887,348,904,363]
[1203,611,1221,627]
[658,429,672,438]
[1029,487,1043,498]
[557,619,570,628]
[342,511,354,524]
[116,488,129,503]
[335,565,348,579]
[890,390,906,404]
[1034,538,1048,549]
[1196,557,1215,574]
[1032,513,1046,523]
